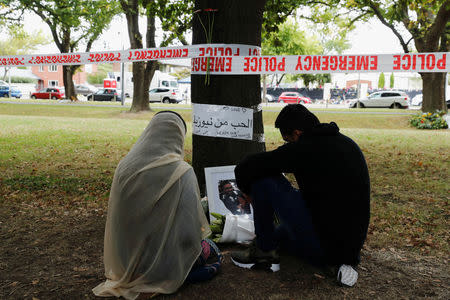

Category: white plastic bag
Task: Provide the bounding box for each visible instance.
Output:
[220,214,255,243]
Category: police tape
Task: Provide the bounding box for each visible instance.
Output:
[0,43,448,74]
[0,44,260,67]
[191,52,450,74]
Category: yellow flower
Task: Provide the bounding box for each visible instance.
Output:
[428,112,432,116]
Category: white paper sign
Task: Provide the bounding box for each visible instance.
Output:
[192,103,253,140]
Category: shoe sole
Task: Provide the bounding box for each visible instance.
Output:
[231,257,280,272]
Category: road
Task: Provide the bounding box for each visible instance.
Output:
[0,99,422,115]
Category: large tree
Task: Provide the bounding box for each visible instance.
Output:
[265,0,450,111]
[119,0,192,112]
[192,0,267,192]
[338,0,450,112]
[2,0,120,100]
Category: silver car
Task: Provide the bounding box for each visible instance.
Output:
[75,84,97,96]
[149,88,182,103]
[349,91,409,108]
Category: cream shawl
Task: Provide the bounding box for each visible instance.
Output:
[93,112,211,299]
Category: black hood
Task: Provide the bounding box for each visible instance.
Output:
[306,122,340,136]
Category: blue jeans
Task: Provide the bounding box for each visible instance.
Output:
[250,175,325,265]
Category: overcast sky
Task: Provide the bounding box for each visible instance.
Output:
[19,13,406,55]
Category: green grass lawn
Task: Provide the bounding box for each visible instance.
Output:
[0,103,448,257]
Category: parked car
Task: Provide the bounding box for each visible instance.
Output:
[410,94,423,106]
[410,94,450,108]
[116,89,131,98]
[261,92,276,102]
[0,85,22,98]
[348,91,409,108]
[87,88,122,101]
[278,92,312,104]
[149,88,182,103]
[75,84,97,96]
[31,87,65,100]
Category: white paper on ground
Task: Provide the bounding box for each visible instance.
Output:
[220,214,255,243]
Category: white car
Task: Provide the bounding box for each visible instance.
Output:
[348,91,409,108]
[261,92,275,102]
[410,94,423,106]
[149,88,182,103]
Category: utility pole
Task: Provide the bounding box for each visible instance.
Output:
[8,67,11,98]
[357,73,361,108]
[119,30,125,106]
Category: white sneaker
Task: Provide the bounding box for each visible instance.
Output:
[337,264,358,287]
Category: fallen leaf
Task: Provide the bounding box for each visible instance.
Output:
[32,279,39,285]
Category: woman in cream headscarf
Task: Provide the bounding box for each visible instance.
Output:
[93,111,212,299]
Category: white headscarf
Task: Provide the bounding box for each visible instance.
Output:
[93,112,211,300]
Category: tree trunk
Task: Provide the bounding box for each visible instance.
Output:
[416,34,448,112]
[420,72,447,112]
[122,0,158,112]
[413,7,449,113]
[2,67,9,81]
[129,60,157,112]
[192,0,267,193]
[62,65,76,100]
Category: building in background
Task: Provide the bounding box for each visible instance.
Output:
[31,64,98,90]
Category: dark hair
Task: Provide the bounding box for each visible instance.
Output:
[275,104,320,135]
[155,110,187,133]
[218,180,232,193]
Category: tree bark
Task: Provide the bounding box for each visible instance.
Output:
[192,0,267,194]
[410,3,450,113]
[421,72,447,112]
[57,31,77,100]
[121,0,157,112]
[62,65,76,99]
[416,28,448,112]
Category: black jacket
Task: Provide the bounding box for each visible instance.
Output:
[235,122,370,266]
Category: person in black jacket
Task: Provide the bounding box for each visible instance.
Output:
[231,104,370,286]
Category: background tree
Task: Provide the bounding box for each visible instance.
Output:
[0,25,50,80]
[264,0,450,111]
[390,72,394,89]
[192,0,267,192]
[378,72,385,89]
[333,0,450,112]
[119,0,193,112]
[1,0,120,100]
